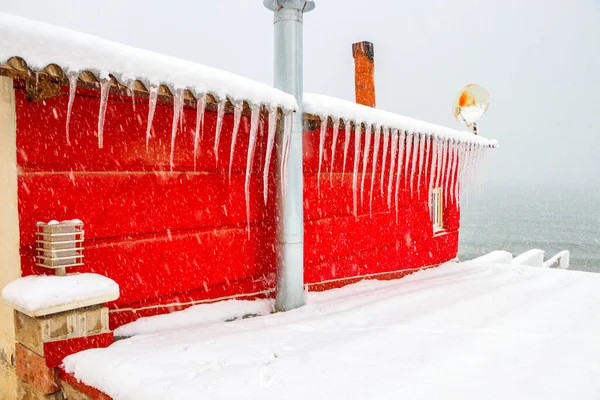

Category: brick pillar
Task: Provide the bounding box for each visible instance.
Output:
[352,41,376,108]
[12,306,113,399]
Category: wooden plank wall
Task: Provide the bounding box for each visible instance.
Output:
[15,82,460,329]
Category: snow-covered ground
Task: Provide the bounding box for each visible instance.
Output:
[114,298,274,338]
[64,262,600,399]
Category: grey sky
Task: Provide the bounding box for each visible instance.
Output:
[2,0,599,186]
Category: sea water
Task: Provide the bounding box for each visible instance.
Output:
[459,184,600,273]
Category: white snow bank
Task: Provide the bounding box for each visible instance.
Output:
[304,93,498,146]
[467,250,513,264]
[64,262,600,400]
[512,249,545,267]
[2,273,119,317]
[115,298,274,337]
[0,13,297,110]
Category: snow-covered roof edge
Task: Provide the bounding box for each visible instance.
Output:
[304,93,497,147]
[0,13,297,111]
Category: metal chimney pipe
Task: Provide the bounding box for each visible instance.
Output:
[263,0,314,311]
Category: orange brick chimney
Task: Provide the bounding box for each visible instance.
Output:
[352,41,376,107]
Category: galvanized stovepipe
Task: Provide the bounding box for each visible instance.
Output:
[263,0,314,311]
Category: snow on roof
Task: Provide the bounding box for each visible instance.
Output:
[63,262,600,399]
[2,273,119,317]
[0,13,297,110]
[304,93,498,146]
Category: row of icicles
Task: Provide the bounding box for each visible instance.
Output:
[62,75,490,239]
[314,117,492,221]
[63,73,293,239]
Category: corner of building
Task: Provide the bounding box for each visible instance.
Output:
[0,75,21,400]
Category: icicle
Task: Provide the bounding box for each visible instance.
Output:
[179,100,184,135]
[435,137,444,189]
[417,133,425,199]
[424,135,431,192]
[395,131,406,221]
[404,131,413,190]
[473,144,485,197]
[213,100,226,162]
[360,124,372,208]
[263,107,277,205]
[97,78,111,149]
[317,116,328,196]
[428,137,438,214]
[459,141,469,201]
[169,90,185,172]
[369,125,381,215]
[387,129,398,210]
[380,127,390,196]
[449,141,458,204]
[228,102,244,182]
[244,106,260,239]
[192,95,206,171]
[457,142,467,207]
[280,112,293,198]
[410,133,419,198]
[341,121,351,183]
[145,86,159,151]
[65,73,78,146]
[442,140,450,197]
[463,142,474,200]
[468,142,478,191]
[330,118,340,185]
[460,142,470,199]
[444,140,453,205]
[466,143,477,197]
[454,141,465,208]
[478,145,490,197]
[128,82,136,113]
[352,124,362,217]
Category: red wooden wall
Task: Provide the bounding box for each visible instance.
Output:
[14,82,460,329]
[302,124,460,289]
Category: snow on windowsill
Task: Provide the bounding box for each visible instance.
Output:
[432,228,449,237]
[1,273,119,317]
[0,13,297,110]
[304,93,498,146]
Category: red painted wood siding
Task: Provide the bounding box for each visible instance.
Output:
[302,124,460,286]
[14,82,460,329]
